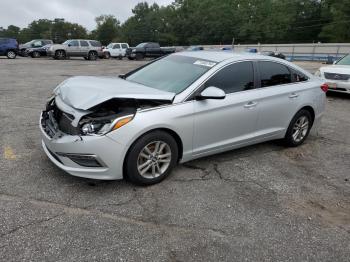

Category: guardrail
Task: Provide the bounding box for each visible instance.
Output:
[174,43,350,62]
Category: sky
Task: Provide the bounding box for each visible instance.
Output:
[0,0,173,31]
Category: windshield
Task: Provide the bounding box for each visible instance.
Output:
[126,55,216,94]
[23,40,34,46]
[136,43,147,48]
[62,40,69,45]
[336,54,350,65]
[107,43,113,48]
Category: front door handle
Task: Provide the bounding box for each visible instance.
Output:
[244,101,258,108]
[289,93,299,99]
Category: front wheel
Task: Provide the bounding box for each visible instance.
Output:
[284,109,313,147]
[54,50,66,60]
[125,131,178,185]
[104,52,110,59]
[32,51,40,58]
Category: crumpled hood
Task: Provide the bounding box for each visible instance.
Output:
[54,76,175,110]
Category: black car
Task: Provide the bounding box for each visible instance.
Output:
[261,51,286,60]
[26,44,52,58]
[126,42,175,60]
[19,39,53,56]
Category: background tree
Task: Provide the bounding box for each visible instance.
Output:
[93,15,121,45]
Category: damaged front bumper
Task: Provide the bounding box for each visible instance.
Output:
[40,112,125,180]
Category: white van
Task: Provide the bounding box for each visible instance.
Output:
[103,43,129,59]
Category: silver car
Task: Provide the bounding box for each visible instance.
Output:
[40,52,326,185]
[47,39,103,60]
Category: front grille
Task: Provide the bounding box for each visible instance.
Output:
[41,101,79,137]
[324,72,350,81]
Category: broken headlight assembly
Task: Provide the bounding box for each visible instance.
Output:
[80,114,134,136]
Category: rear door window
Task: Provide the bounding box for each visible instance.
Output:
[80,40,89,47]
[204,61,255,94]
[89,41,101,47]
[258,61,292,87]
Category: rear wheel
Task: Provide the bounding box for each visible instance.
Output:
[88,51,98,60]
[125,131,178,185]
[54,50,66,60]
[6,50,16,59]
[284,109,312,147]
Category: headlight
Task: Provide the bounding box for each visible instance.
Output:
[81,114,134,135]
[315,70,321,77]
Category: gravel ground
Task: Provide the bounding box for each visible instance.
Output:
[0,57,349,261]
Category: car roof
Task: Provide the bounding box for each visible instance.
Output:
[173,51,263,63]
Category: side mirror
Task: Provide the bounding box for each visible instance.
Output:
[196,86,226,100]
[119,74,126,79]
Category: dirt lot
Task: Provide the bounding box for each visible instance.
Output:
[0,57,349,261]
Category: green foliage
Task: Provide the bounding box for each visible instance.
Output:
[93,15,121,45]
[0,0,349,45]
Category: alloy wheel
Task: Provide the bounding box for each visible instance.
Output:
[7,51,16,59]
[137,141,171,179]
[292,116,309,143]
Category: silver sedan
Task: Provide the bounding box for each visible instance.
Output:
[40,51,326,185]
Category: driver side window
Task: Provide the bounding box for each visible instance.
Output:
[69,40,79,47]
[204,61,255,94]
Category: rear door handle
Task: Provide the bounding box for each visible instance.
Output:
[289,93,299,99]
[244,101,258,108]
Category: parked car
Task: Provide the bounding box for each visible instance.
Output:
[186,46,204,51]
[126,42,176,60]
[103,43,129,59]
[0,37,18,59]
[260,51,286,60]
[315,54,350,94]
[19,39,53,56]
[40,51,326,185]
[47,39,103,60]
[26,44,52,58]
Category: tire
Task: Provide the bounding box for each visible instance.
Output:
[135,53,144,60]
[88,51,98,60]
[128,56,134,60]
[284,109,313,147]
[104,52,110,59]
[84,57,88,60]
[6,50,16,59]
[54,50,66,60]
[32,51,40,58]
[125,131,178,186]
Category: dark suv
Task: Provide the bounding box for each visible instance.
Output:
[0,38,19,59]
[19,39,53,56]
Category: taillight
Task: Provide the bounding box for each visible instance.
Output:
[321,83,329,93]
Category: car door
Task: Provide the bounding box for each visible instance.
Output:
[112,43,121,57]
[253,60,309,138]
[121,43,128,56]
[79,40,90,56]
[192,61,260,157]
[66,40,80,56]
[0,39,6,55]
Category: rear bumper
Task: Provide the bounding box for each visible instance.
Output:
[323,79,350,93]
[40,113,124,180]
